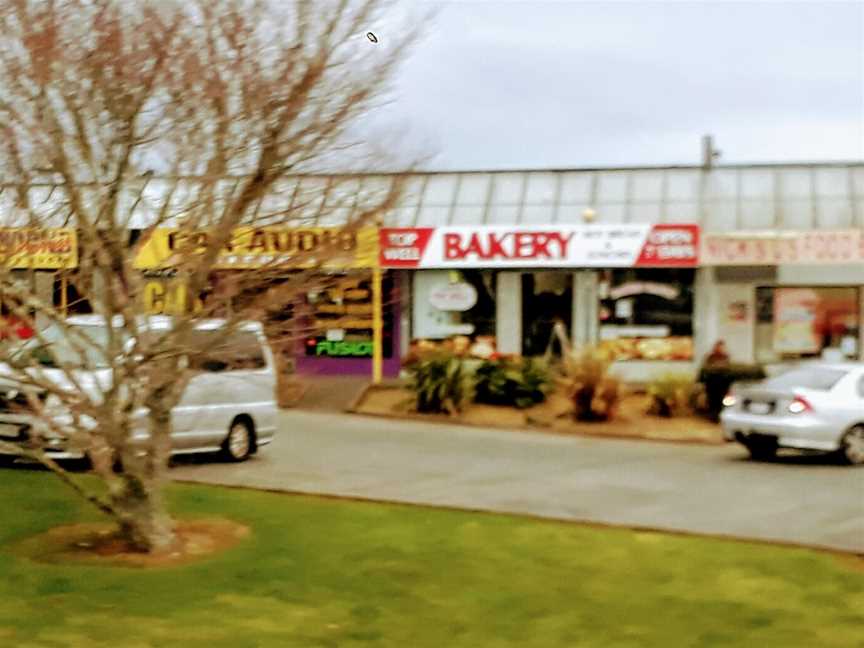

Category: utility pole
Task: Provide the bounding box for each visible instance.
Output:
[701,135,721,169]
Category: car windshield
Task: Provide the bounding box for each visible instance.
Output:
[10,324,119,369]
[764,367,848,391]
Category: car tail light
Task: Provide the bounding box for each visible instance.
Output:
[788,396,813,414]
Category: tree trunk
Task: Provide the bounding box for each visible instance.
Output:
[115,474,176,554]
[113,401,177,554]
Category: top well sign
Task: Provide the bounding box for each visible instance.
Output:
[380,224,699,269]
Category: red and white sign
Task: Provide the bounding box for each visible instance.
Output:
[702,230,864,265]
[380,224,699,269]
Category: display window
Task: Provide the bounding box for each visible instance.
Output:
[597,268,695,361]
[755,286,860,362]
[303,273,394,359]
[411,270,497,357]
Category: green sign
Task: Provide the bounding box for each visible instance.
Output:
[309,340,374,357]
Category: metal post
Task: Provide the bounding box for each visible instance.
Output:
[372,265,383,384]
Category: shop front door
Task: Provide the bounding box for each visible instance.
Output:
[521,272,573,357]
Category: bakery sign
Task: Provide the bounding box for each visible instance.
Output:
[701,229,864,265]
[380,224,699,269]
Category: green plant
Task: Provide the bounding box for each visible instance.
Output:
[698,363,766,421]
[474,355,551,409]
[559,347,621,422]
[647,373,696,418]
[407,351,473,415]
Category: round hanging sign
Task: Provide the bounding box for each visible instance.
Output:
[429,282,478,312]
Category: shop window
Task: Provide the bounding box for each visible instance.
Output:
[411,270,496,352]
[52,272,93,315]
[188,329,267,371]
[597,268,695,361]
[522,272,572,357]
[755,286,860,363]
[304,273,394,359]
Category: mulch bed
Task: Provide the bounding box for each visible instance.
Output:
[352,386,724,445]
[12,518,251,568]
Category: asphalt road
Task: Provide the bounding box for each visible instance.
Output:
[172,410,864,553]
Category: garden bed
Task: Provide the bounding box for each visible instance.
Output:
[352,385,724,445]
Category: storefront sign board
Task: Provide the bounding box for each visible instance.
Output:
[702,229,864,265]
[134,227,378,270]
[380,225,699,269]
[0,228,77,269]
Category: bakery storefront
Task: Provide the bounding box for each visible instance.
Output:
[701,229,864,366]
[134,226,401,377]
[381,224,699,377]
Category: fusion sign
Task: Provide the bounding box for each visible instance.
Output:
[380,225,699,268]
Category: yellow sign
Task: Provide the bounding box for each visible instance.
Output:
[0,228,78,269]
[134,227,378,270]
[141,279,204,315]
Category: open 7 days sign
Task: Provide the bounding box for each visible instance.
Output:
[379,225,699,269]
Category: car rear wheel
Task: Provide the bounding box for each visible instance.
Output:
[221,419,253,462]
[744,438,777,461]
[840,425,864,466]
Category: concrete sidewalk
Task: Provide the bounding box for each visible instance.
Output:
[172,410,864,554]
[288,375,370,411]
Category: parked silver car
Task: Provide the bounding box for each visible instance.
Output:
[0,316,278,463]
[720,363,864,464]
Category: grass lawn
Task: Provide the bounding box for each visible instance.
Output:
[1,469,861,648]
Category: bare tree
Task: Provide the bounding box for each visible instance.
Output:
[0,0,420,553]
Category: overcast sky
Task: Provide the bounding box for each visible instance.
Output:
[369,0,863,171]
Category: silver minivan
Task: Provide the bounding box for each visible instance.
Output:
[0,315,278,463]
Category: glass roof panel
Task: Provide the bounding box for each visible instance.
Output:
[816,199,854,229]
[521,205,556,224]
[423,175,458,206]
[664,201,700,224]
[455,174,491,206]
[666,171,700,200]
[703,200,737,232]
[592,203,626,224]
[415,205,451,226]
[739,170,774,198]
[778,169,813,198]
[486,205,521,224]
[738,198,776,229]
[630,171,664,201]
[628,203,661,223]
[779,201,813,229]
[595,172,628,204]
[524,173,558,205]
[450,206,486,225]
[490,173,525,205]
[559,172,592,204]
[815,168,849,197]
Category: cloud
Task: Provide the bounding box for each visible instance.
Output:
[377,0,864,169]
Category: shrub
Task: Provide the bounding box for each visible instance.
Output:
[474,355,551,409]
[559,347,621,422]
[698,363,766,421]
[406,351,473,415]
[647,373,696,418]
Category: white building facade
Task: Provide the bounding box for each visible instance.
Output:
[380,162,864,382]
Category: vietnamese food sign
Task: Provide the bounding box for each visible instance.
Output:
[0,228,77,269]
[701,230,864,265]
[380,225,699,268]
